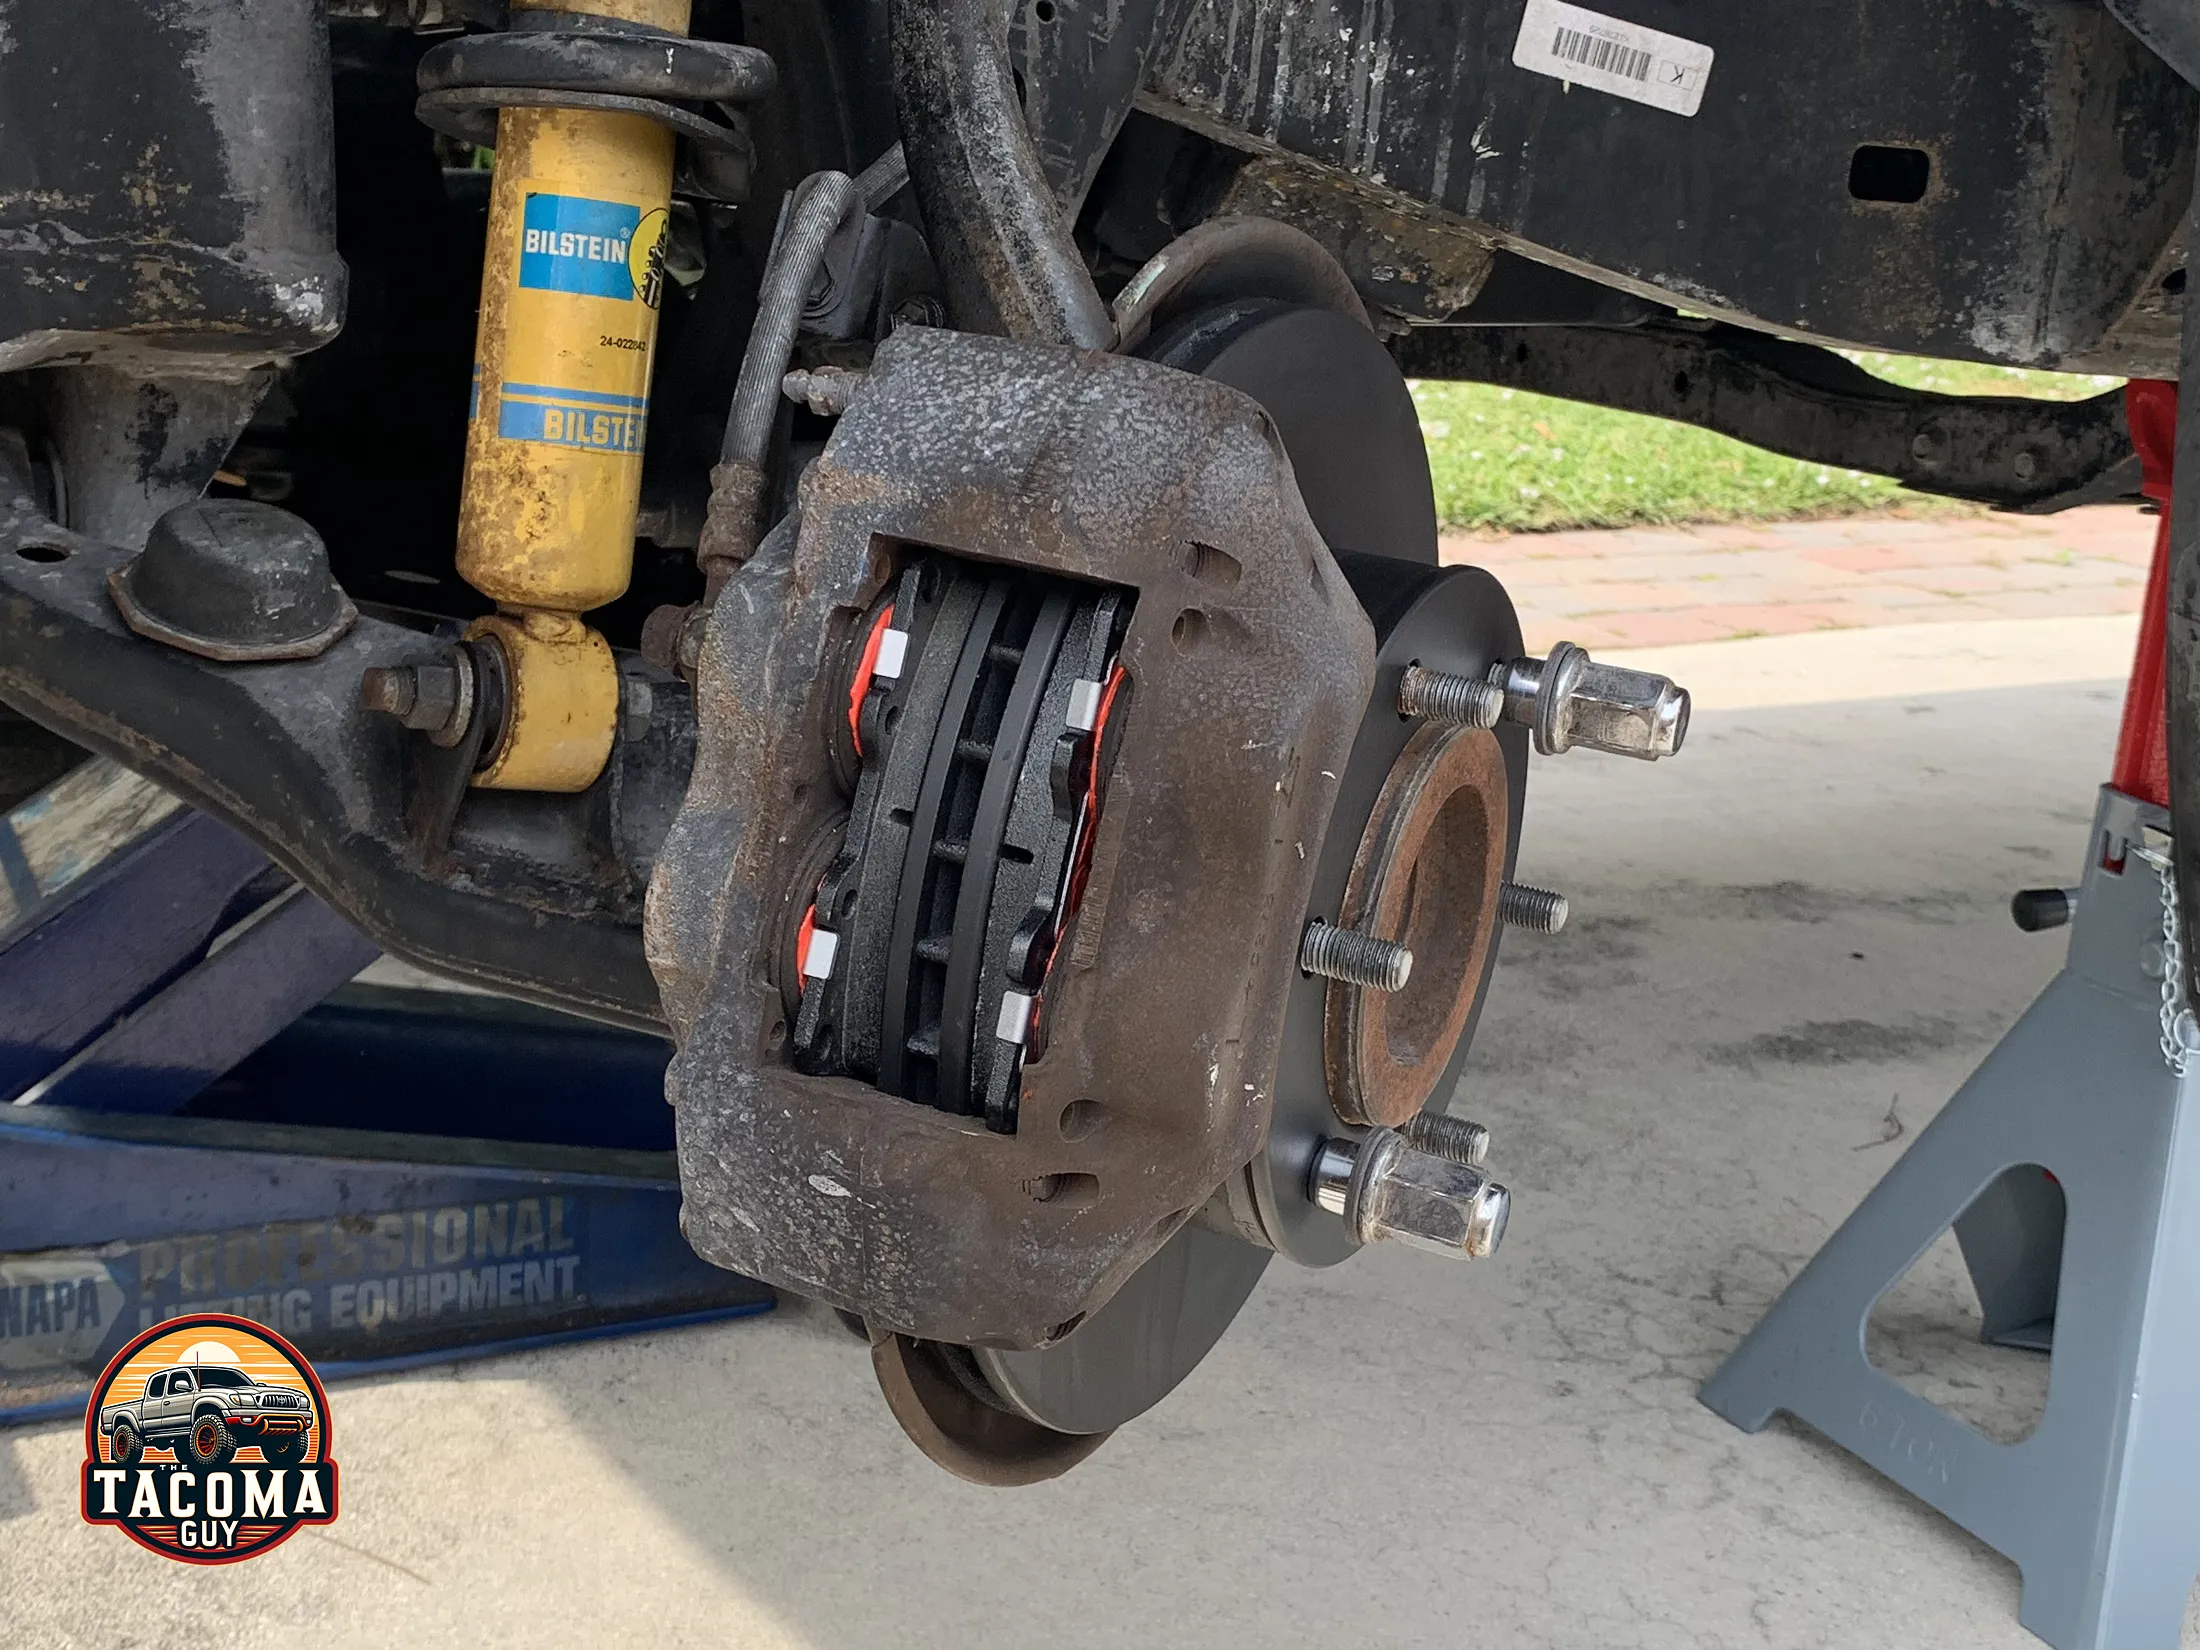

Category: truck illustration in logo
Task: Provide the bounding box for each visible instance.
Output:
[99,1360,314,1470]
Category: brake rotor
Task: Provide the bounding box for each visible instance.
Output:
[1142,297,1440,565]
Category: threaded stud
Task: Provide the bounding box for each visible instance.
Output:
[1498,881,1569,934]
[1403,1111,1491,1167]
[360,656,474,747]
[1397,664,1503,730]
[359,665,418,719]
[781,365,867,417]
[1300,922,1413,991]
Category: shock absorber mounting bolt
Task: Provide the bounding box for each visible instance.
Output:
[360,653,476,748]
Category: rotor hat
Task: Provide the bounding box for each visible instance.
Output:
[110,499,357,662]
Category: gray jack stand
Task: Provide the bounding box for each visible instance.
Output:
[1702,786,2200,1650]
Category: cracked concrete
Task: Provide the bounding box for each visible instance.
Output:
[2,614,2192,1649]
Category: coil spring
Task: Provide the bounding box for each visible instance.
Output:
[414,18,778,201]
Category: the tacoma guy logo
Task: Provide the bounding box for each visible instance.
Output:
[81,1313,338,1563]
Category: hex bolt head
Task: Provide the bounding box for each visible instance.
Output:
[1491,641,1690,760]
[1300,921,1413,991]
[1397,663,1504,729]
[1309,1126,1510,1258]
[1498,881,1569,934]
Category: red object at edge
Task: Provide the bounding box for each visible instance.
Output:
[2112,378,2178,809]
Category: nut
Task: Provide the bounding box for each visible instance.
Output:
[1494,642,1689,760]
[1310,1126,1510,1258]
[359,655,474,746]
[1558,658,1689,759]
[1355,1130,1510,1257]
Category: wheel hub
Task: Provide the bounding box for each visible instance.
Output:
[1328,720,1511,1130]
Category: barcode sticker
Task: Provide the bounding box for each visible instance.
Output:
[1512,0,1714,117]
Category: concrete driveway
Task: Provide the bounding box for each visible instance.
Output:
[3,611,2184,1650]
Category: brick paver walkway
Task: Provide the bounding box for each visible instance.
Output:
[1441,503,2156,653]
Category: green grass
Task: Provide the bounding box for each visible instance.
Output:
[1413,352,2125,534]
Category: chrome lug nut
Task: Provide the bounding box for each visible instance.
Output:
[1310,1126,1510,1258]
[1300,921,1413,992]
[1397,662,1503,730]
[1498,881,1569,934]
[1402,1110,1491,1167]
[1489,640,1690,760]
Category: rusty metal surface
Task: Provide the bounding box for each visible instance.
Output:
[1215,161,1497,323]
[1395,321,2142,515]
[0,0,344,374]
[1139,0,2195,371]
[889,0,1116,348]
[0,467,686,1031]
[648,325,1374,1346]
[1325,724,1509,1130]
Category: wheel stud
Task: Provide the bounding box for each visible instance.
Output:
[1397,662,1503,728]
[1498,881,1569,934]
[1402,1110,1491,1167]
[1299,921,1412,991]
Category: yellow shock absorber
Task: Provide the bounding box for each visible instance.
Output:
[455,0,689,792]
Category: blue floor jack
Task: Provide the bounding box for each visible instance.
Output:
[0,757,772,1425]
